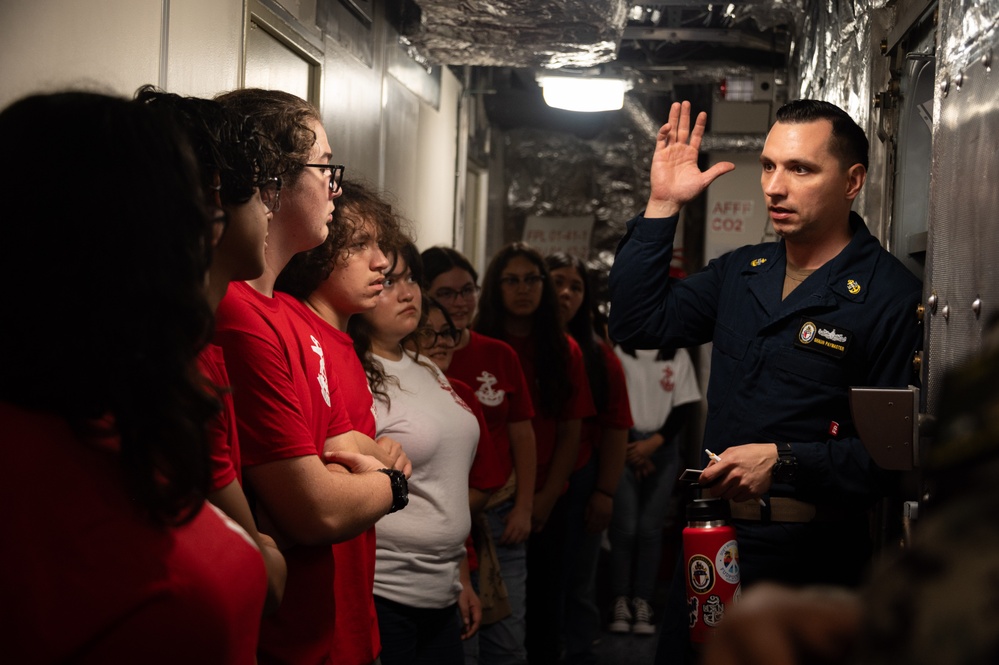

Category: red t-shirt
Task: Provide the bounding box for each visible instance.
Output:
[503,333,596,490]
[2,403,267,664]
[198,343,241,490]
[452,377,507,493]
[577,339,634,470]
[447,331,535,482]
[215,281,352,665]
[282,297,381,665]
[452,377,505,574]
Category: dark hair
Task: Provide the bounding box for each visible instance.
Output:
[775,99,869,171]
[1,91,218,524]
[215,88,321,187]
[276,179,405,299]
[348,241,422,406]
[135,86,281,207]
[546,252,608,412]
[423,296,457,332]
[421,246,479,289]
[475,242,570,416]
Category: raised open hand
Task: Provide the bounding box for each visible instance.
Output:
[645,101,736,219]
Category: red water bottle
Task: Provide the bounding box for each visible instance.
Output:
[683,497,741,644]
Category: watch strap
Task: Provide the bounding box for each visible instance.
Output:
[772,442,798,484]
[377,468,409,513]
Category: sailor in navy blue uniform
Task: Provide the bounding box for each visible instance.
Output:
[608,99,921,663]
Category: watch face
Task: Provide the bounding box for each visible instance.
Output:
[772,457,797,483]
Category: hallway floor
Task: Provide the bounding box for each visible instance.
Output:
[592,625,660,664]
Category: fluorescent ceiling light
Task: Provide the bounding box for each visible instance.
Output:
[538,76,630,113]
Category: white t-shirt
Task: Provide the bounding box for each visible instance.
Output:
[372,351,479,608]
[613,346,701,433]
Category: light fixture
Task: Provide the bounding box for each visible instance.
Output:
[537,75,631,113]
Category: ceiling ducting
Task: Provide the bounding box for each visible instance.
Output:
[405,1,791,76]
[406,0,632,68]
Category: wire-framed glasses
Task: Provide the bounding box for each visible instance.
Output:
[433,284,480,304]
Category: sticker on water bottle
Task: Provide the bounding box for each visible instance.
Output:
[715,539,740,584]
[688,554,715,593]
[702,594,726,627]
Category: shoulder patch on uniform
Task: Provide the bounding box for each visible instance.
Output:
[846,279,861,295]
[750,257,767,267]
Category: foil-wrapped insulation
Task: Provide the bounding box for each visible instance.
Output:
[700,134,767,153]
[737,0,875,128]
[940,0,999,74]
[500,116,653,303]
[669,61,777,85]
[621,96,658,143]
[409,0,631,68]
[624,96,764,153]
[732,0,805,33]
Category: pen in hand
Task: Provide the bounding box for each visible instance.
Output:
[705,449,767,507]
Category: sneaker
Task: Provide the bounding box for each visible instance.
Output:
[632,598,655,635]
[608,596,632,633]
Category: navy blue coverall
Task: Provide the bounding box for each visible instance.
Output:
[608,211,922,661]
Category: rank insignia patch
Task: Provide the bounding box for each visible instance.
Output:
[750,257,767,267]
[846,279,861,294]
[794,318,851,358]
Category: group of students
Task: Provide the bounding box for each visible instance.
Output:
[2,84,699,665]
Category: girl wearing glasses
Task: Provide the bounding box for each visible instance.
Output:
[422,246,537,665]
[475,243,595,665]
[408,297,506,510]
[349,243,489,665]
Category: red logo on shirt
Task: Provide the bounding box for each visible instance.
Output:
[440,376,473,414]
[829,421,840,436]
[661,366,675,392]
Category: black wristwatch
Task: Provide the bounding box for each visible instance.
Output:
[378,468,409,513]
[771,442,798,484]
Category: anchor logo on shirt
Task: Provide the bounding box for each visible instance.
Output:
[475,371,506,407]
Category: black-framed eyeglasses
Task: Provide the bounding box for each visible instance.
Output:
[303,163,345,194]
[498,274,545,288]
[259,177,282,212]
[415,326,460,348]
[433,284,480,303]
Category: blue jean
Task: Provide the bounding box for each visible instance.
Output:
[467,499,528,665]
[609,434,681,601]
[561,458,602,665]
[375,595,464,665]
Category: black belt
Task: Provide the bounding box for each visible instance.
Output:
[729,498,848,523]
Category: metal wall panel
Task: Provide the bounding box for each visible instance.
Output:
[924,43,999,411]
